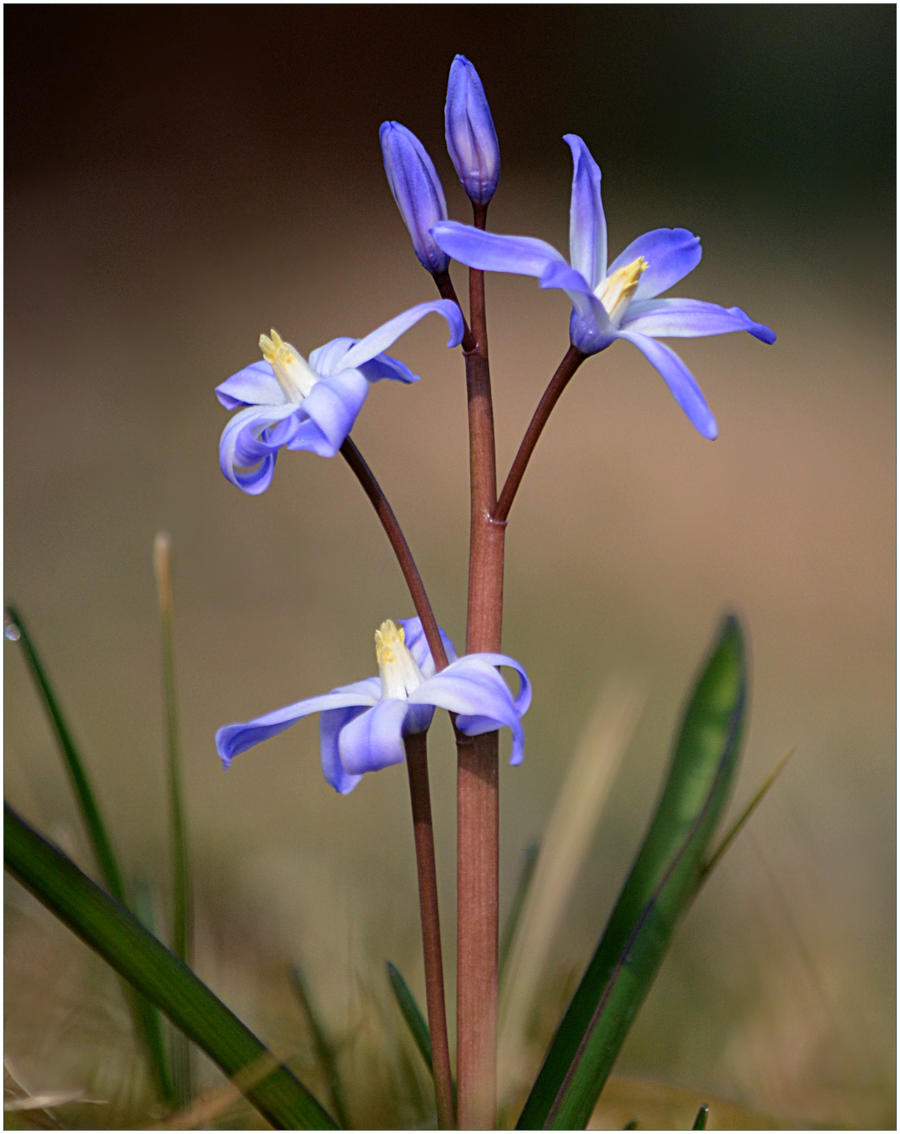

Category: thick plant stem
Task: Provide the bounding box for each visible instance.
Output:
[495,345,586,524]
[340,438,449,672]
[405,732,456,1130]
[455,201,504,1130]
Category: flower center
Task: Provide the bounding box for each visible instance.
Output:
[375,620,425,700]
[595,256,649,322]
[259,329,319,402]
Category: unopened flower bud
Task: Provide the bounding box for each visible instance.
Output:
[379,121,450,274]
[444,55,500,205]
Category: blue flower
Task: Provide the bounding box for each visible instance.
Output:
[380,121,450,274]
[216,300,464,494]
[216,618,531,794]
[445,55,500,205]
[432,135,775,439]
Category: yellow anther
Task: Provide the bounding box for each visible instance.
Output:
[596,256,648,320]
[374,620,423,701]
[258,328,318,401]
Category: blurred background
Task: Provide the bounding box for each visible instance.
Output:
[5,5,894,1129]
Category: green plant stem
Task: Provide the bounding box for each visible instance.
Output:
[153,533,193,1107]
[404,732,455,1129]
[494,345,586,524]
[5,803,336,1130]
[4,604,174,1105]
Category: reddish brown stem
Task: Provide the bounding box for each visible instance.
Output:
[340,438,448,671]
[405,732,456,1130]
[494,345,586,524]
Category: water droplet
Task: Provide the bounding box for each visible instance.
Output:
[4,618,21,642]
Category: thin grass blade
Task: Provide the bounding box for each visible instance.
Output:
[499,840,539,979]
[153,534,194,1106]
[692,1103,709,1129]
[387,960,433,1073]
[4,604,173,1104]
[291,963,351,1129]
[5,804,338,1130]
[518,615,747,1130]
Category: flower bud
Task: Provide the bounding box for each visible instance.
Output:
[444,55,500,205]
[379,120,450,274]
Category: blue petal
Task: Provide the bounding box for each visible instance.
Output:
[338,698,422,776]
[616,329,718,440]
[216,681,379,768]
[411,656,530,765]
[285,369,370,457]
[380,121,450,274]
[216,360,287,410]
[399,617,458,677]
[432,221,568,279]
[339,300,464,371]
[310,337,420,385]
[218,403,302,494]
[564,134,606,289]
[319,706,368,794]
[622,298,775,344]
[607,228,702,302]
[445,55,500,204]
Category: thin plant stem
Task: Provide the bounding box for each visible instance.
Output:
[404,732,456,1130]
[440,200,505,1130]
[153,533,194,1107]
[494,345,586,524]
[339,438,448,672]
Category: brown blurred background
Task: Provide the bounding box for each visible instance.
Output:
[5,5,895,1128]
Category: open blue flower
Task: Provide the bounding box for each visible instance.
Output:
[216,300,464,493]
[432,135,775,439]
[216,618,531,794]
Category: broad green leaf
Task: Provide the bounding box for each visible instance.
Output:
[291,963,351,1129]
[5,604,173,1104]
[518,616,747,1130]
[5,804,337,1130]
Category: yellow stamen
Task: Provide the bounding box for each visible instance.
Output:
[596,256,648,320]
[375,620,424,700]
[259,328,318,401]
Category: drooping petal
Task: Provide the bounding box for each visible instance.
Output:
[310,337,420,385]
[411,656,530,765]
[338,698,422,776]
[218,402,302,494]
[216,360,288,410]
[607,228,702,302]
[399,617,458,677]
[216,681,380,768]
[466,652,532,716]
[616,329,718,440]
[432,221,569,279]
[318,705,368,794]
[339,300,464,371]
[622,298,776,344]
[285,368,371,457]
[564,134,606,289]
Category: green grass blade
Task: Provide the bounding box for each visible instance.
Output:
[5,604,174,1104]
[692,1103,709,1129]
[387,960,432,1073]
[5,804,338,1130]
[291,963,351,1129]
[518,615,747,1130]
[153,534,194,1106]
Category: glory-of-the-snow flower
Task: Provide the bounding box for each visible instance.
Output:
[216,300,464,493]
[216,618,531,794]
[432,135,775,439]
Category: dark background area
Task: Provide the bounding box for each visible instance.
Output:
[5,5,895,1128]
